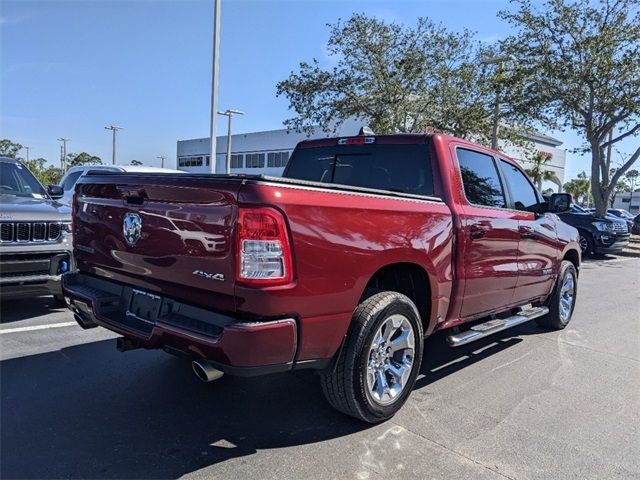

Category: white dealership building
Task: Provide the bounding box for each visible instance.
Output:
[176,122,567,191]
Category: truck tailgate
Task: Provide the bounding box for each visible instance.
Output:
[74,174,241,310]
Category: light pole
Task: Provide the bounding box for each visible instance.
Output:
[22,146,30,162]
[57,138,70,172]
[217,109,244,173]
[209,0,222,174]
[481,55,515,150]
[157,155,167,168]
[104,125,123,165]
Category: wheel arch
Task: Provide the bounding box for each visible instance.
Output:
[562,248,580,274]
[360,262,433,334]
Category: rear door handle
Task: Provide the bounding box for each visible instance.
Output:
[470,224,488,239]
[519,226,538,239]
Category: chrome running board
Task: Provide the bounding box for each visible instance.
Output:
[447,306,549,347]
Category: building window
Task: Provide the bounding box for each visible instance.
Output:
[231,154,244,169]
[178,156,204,168]
[267,151,290,168]
[245,153,265,168]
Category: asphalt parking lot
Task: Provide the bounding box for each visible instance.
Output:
[1,255,639,480]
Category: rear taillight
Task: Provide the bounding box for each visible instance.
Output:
[236,207,293,286]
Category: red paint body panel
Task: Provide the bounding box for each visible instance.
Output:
[66,133,580,373]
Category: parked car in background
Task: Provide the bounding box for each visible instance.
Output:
[557,204,629,256]
[0,156,73,302]
[606,208,635,232]
[58,165,184,205]
[633,214,640,235]
[64,132,581,423]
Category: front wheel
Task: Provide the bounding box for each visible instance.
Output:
[536,260,578,330]
[320,291,424,423]
[578,233,593,256]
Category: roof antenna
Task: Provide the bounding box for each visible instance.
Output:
[358,126,375,136]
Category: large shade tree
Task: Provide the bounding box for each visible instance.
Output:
[500,0,640,217]
[277,14,538,146]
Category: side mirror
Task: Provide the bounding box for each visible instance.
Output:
[47,184,64,200]
[549,193,572,213]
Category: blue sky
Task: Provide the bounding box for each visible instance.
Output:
[0,0,632,178]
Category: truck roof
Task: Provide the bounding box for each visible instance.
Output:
[295,133,514,163]
[296,133,432,149]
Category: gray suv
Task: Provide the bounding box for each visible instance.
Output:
[0,156,73,301]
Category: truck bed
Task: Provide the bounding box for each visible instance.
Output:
[73,171,454,355]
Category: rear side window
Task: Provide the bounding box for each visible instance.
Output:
[61,171,83,191]
[284,144,433,196]
[457,148,506,208]
[499,160,539,212]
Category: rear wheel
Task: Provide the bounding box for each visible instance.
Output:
[536,260,578,330]
[320,291,423,423]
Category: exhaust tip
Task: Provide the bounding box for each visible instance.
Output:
[74,313,97,329]
[192,360,224,382]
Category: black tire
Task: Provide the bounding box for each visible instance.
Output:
[578,232,593,256]
[536,260,578,330]
[320,291,424,423]
[53,294,66,307]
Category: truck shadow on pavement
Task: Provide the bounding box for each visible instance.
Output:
[0,297,69,324]
[1,324,535,479]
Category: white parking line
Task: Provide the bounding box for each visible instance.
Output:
[0,321,77,335]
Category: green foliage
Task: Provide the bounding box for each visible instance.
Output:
[500,0,640,216]
[276,14,537,147]
[0,139,23,158]
[525,150,559,190]
[563,177,591,204]
[66,152,102,167]
[130,159,143,166]
[625,169,639,190]
[20,157,63,185]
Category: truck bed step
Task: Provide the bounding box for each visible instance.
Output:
[446,306,549,347]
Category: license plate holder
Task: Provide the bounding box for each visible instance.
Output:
[127,289,161,324]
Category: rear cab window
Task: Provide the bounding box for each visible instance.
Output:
[284,142,434,197]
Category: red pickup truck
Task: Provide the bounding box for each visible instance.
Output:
[63,133,581,423]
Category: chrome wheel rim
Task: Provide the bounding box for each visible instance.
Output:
[366,314,415,406]
[579,236,588,254]
[559,271,575,322]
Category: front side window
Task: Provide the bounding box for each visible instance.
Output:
[500,160,539,212]
[457,148,505,208]
[0,161,47,198]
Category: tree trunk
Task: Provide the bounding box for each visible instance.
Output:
[591,143,609,218]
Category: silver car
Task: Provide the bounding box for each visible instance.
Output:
[0,156,73,301]
[58,164,184,205]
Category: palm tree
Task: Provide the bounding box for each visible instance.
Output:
[626,169,639,211]
[563,178,591,205]
[525,151,559,191]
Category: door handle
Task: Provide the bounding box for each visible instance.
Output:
[519,226,537,239]
[470,224,488,239]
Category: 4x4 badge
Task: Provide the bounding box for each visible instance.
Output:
[123,212,142,246]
